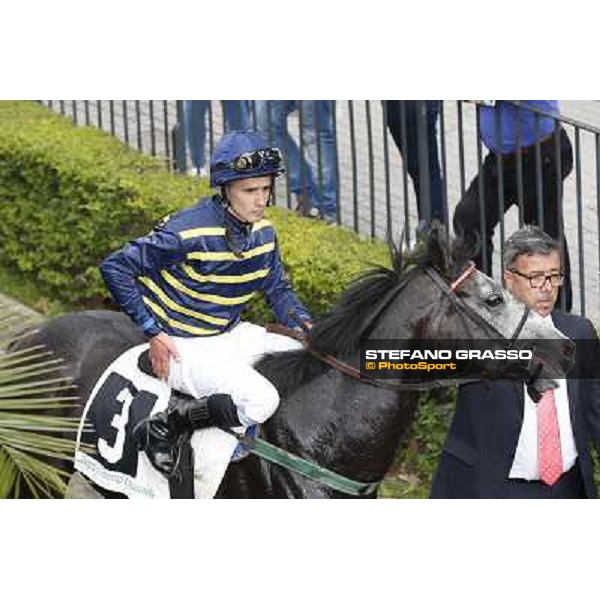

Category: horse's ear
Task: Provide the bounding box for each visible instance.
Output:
[386,225,405,274]
[451,224,480,275]
[427,220,450,273]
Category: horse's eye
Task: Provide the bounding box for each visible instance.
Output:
[486,294,504,308]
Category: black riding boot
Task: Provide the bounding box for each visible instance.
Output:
[132,392,241,478]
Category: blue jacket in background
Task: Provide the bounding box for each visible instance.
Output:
[479,100,559,154]
[100,196,311,338]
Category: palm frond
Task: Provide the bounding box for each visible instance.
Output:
[0,378,77,395]
[0,448,18,498]
[0,384,78,399]
[0,396,80,410]
[0,348,54,368]
[0,302,80,498]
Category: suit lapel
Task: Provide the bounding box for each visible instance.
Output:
[566,377,578,426]
[514,381,524,416]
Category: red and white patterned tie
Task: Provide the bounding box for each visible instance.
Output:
[537,388,563,486]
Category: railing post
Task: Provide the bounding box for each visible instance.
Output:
[172,100,187,173]
[415,100,431,224]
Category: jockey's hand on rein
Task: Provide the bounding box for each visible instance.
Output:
[149,332,180,381]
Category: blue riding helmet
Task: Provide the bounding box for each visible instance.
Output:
[210,130,286,187]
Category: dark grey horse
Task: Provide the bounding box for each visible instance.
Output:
[11,227,574,498]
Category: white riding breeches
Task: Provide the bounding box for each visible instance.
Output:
[167,322,302,427]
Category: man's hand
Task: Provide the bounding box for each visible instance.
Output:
[149,332,180,381]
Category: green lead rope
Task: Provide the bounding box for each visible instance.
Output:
[230,432,381,497]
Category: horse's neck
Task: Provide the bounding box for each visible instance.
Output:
[263,313,420,488]
[262,373,417,490]
[232,279,438,496]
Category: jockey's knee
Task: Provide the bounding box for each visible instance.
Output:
[236,386,280,427]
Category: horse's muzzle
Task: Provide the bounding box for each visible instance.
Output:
[523,337,576,400]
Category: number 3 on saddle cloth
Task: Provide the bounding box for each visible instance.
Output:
[73,345,257,499]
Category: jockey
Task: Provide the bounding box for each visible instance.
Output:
[100,130,312,477]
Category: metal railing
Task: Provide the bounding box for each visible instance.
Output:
[38,100,600,320]
[42,100,180,167]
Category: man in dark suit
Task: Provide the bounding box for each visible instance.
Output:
[431,226,600,498]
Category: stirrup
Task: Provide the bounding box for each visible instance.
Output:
[132,416,187,480]
[165,434,189,483]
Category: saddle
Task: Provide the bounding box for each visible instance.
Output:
[73,345,245,499]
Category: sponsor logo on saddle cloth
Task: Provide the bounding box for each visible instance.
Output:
[74,345,250,499]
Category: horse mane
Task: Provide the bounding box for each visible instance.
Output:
[255,222,473,397]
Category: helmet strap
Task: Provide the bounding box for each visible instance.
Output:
[220,186,229,205]
[221,185,250,224]
[267,174,276,207]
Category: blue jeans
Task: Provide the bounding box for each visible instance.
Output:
[255,100,338,218]
[185,101,251,170]
[385,100,446,223]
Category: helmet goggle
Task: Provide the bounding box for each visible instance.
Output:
[218,148,283,173]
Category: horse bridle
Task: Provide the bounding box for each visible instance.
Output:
[276,261,532,392]
[423,261,531,351]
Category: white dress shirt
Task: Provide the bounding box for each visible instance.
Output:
[509,378,578,480]
[509,313,578,480]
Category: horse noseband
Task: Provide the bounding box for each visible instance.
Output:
[449,261,477,292]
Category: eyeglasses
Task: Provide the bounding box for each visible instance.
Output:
[220,148,283,173]
[509,269,564,288]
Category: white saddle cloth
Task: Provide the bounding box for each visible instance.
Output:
[74,344,242,499]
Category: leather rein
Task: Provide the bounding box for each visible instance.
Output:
[269,262,531,392]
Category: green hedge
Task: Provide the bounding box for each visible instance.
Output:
[0,101,209,305]
[0,101,389,318]
[246,211,389,321]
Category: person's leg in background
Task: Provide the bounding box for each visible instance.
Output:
[299,100,338,222]
[302,101,338,222]
[185,100,208,176]
[255,100,316,213]
[424,100,445,223]
[521,128,574,311]
[453,153,508,275]
[548,127,574,311]
[223,100,251,131]
[385,100,445,224]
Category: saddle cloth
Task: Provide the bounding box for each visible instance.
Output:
[74,344,243,499]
